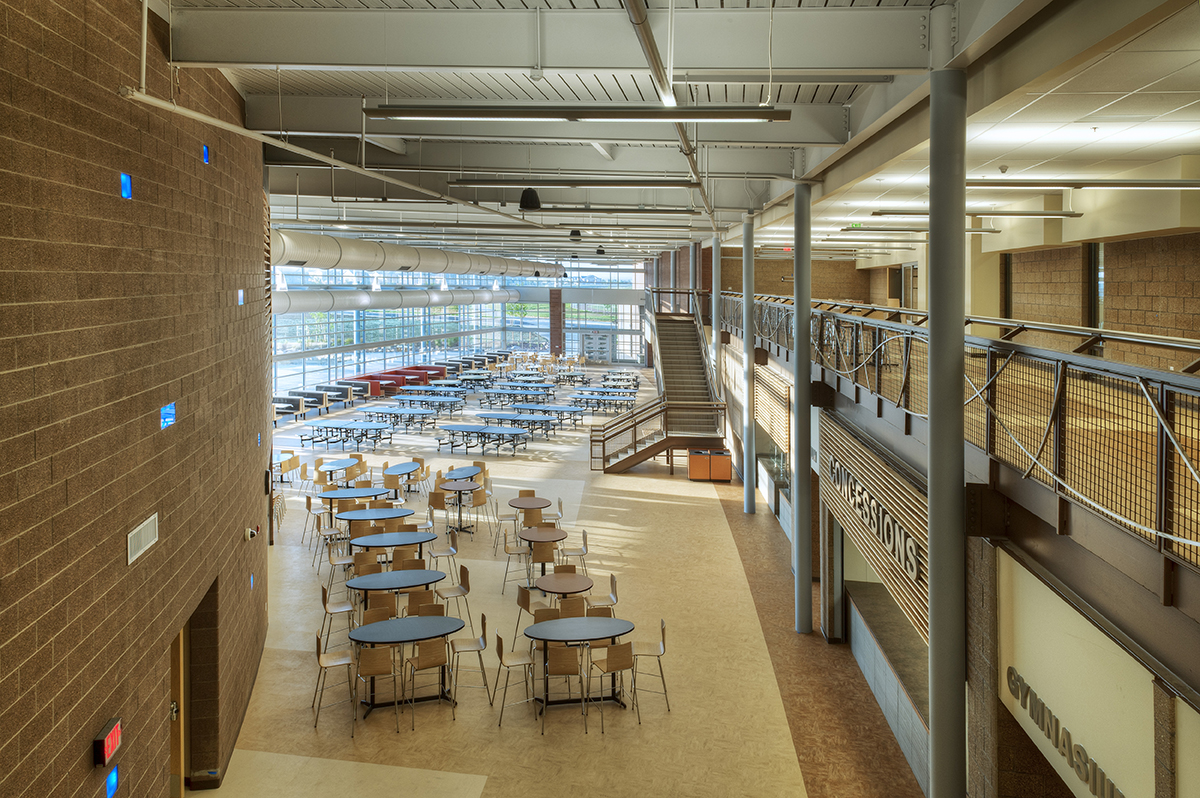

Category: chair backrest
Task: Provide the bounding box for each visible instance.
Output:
[368,500,391,509]
[495,634,505,660]
[518,489,535,498]
[471,490,488,508]
[429,491,446,510]
[361,606,391,626]
[603,642,634,671]
[553,564,576,574]
[477,613,487,647]
[458,565,470,591]
[315,633,323,661]
[417,603,445,617]
[357,646,393,678]
[414,640,447,670]
[581,529,588,551]
[337,498,358,513]
[446,530,459,553]
[586,607,613,618]
[659,619,667,654]
[609,573,618,601]
[524,507,543,526]
[533,607,560,624]
[405,589,435,614]
[517,585,533,613]
[353,550,378,570]
[402,558,427,570]
[384,474,401,490]
[413,456,425,467]
[398,523,418,532]
[349,520,372,540]
[299,462,308,479]
[559,597,585,618]
[531,541,554,564]
[547,645,580,676]
[357,562,382,576]
[355,480,373,488]
[367,592,397,615]
[305,495,314,512]
[350,453,365,464]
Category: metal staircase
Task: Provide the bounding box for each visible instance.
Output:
[589,295,726,473]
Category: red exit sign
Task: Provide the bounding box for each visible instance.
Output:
[93,718,121,767]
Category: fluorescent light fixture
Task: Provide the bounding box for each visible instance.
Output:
[842,226,1001,234]
[674,70,894,85]
[819,236,924,244]
[448,178,700,189]
[872,209,1083,219]
[526,207,702,216]
[364,105,790,123]
[966,178,1200,190]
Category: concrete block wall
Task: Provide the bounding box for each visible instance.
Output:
[1008,245,1088,352]
[719,252,870,303]
[0,2,270,796]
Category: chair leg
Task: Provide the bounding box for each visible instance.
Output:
[659,657,670,711]
[478,651,492,705]
[497,668,510,727]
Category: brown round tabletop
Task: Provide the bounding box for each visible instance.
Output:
[508,496,552,510]
[535,572,593,596]
[440,480,480,493]
[520,526,568,543]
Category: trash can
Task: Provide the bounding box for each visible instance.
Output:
[688,450,711,481]
[710,449,733,482]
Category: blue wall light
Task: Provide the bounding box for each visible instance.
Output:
[237,289,244,306]
[160,402,176,430]
[119,173,132,199]
[202,145,210,164]
[106,766,119,798]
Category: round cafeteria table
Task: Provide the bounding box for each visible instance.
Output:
[508,496,552,510]
[319,486,388,512]
[384,461,421,477]
[524,617,635,708]
[317,458,358,474]
[520,526,568,577]
[345,569,445,596]
[349,616,464,712]
[441,480,480,533]
[335,507,415,523]
[535,572,593,597]
[445,465,481,480]
[349,531,437,557]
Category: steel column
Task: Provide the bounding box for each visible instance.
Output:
[690,241,699,315]
[793,184,813,634]
[743,215,756,514]
[927,8,968,793]
[669,249,677,313]
[712,235,722,397]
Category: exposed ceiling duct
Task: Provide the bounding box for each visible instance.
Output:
[270,230,565,277]
[272,287,522,315]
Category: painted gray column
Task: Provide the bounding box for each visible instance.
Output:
[793,184,813,634]
[669,249,677,313]
[742,214,756,514]
[927,5,967,795]
[712,235,722,396]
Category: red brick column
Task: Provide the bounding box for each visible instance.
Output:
[549,288,564,355]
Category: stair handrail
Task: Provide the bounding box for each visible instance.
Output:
[589,397,727,469]
[642,290,666,396]
[691,288,719,402]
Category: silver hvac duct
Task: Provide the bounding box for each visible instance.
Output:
[270,230,565,278]
[271,288,522,315]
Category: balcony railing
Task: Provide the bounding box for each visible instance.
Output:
[720,292,1200,572]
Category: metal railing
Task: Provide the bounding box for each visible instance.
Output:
[589,395,727,469]
[720,292,1200,570]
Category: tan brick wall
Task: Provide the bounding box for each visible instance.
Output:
[869,268,891,306]
[1009,245,1087,352]
[719,250,870,302]
[0,3,270,796]
[1102,232,1200,372]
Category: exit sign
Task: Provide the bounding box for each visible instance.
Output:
[93,718,122,767]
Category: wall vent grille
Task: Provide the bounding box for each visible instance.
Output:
[128,514,158,565]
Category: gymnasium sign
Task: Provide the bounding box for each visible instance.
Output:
[819,411,930,643]
[827,456,920,582]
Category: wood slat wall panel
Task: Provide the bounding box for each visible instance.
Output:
[755,366,791,455]
[819,411,930,643]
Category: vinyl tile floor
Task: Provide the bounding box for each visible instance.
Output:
[192,367,920,798]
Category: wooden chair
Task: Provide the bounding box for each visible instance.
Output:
[542,497,564,527]
[428,531,459,582]
[383,473,403,500]
[353,646,400,735]
[553,564,576,574]
[435,565,474,632]
[320,585,354,652]
[451,614,491,707]
[366,592,397,618]
[586,641,638,732]
[559,596,586,619]
[502,529,531,595]
[322,540,354,593]
[527,541,555,587]
[403,639,452,729]
[360,606,392,627]
[544,645,586,735]
[559,529,590,576]
[584,573,618,611]
[417,603,446,616]
[494,635,535,727]
[632,619,670,712]
[512,586,548,649]
[390,545,418,569]
[312,633,353,733]
[401,589,436,617]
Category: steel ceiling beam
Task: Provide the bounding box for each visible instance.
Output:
[170,8,932,74]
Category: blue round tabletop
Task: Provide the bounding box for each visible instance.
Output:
[524,617,635,643]
[345,569,445,593]
[350,532,437,549]
[316,458,358,472]
[335,507,415,521]
[383,461,421,476]
[446,465,482,479]
[350,616,464,645]
[320,487,388,501]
